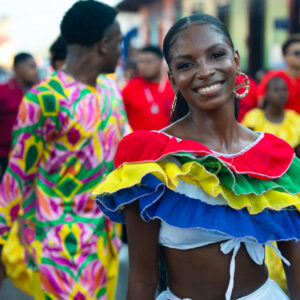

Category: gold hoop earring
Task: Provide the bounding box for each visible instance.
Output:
[171,92,178,117]
[234,72,250,99]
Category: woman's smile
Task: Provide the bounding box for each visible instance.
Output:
[193,80,225,96]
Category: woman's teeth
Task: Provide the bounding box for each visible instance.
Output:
[197,82,222,94]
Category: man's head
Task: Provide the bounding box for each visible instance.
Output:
[137,45,163,81]
[13,53,39,87]
[282,35,300,70]
[60,0,122,74]
[50,36,67,70]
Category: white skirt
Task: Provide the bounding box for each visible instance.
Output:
[156,278,289,300]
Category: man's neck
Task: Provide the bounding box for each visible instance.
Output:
[14,77,31,92]
[64,47,101,87]
[144,74,161,84]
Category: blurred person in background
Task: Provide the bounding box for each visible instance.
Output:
[0,52,38,180]
[258,35,300,114]
[123,59,137,84]
[0,1,130,299]
[49,36,67,70]
[243,76,300,156]
[122,45,174,130]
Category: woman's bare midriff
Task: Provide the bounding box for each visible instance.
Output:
[162,242,269,300]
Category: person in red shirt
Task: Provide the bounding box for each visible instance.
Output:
[122,45,174,130]
[258,35,300,114]
[0,53,38,179]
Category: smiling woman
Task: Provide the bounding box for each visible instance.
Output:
[93,13,300,300]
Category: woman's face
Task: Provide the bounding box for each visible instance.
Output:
[168,24,240,112]
[266,78,288,109]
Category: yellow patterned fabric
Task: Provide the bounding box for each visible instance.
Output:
[1,221,33,295]
[242,109,300,148]
[92,161,300,214]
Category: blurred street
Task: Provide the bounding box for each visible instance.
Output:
[0,279,33,300]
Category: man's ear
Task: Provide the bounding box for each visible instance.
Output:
[168,70,178,94]
[96,37,108,55]
[234,50,241,74]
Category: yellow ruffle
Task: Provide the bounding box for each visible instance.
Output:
[1,221,34,296]
[242,109,300,148]
[265,243,288,294]
[92,161,300,214]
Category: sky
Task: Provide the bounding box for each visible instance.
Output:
[0,0,122,56]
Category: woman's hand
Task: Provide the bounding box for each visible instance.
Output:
[125,201,160,300]
[278,240,300,299]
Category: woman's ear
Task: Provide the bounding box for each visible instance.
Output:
[234,50,241,74]
[167,70,178,94]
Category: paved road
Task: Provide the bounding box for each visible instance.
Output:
[0,279,33,300]
[115,244,129,300]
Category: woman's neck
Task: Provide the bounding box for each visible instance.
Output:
[264,105,285,124]
[183,103,242,154]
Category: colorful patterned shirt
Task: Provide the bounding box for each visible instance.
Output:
[0,70,130,299]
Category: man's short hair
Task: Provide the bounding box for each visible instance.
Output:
[140,45,163,59]
[282,35,300,56]
[49,36,67,68]
[60,0,118,47]
[13,53,33,68]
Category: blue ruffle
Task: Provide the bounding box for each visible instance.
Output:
[95,174,300,244]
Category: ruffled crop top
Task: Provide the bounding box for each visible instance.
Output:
[92,130,300,300]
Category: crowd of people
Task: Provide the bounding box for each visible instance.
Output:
[0,1,299,300]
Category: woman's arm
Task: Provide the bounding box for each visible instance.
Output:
[125,201,160,300]
[277,240,300,299]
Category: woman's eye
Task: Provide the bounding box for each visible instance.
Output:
[177,62,192,70]
[211,52,225,59]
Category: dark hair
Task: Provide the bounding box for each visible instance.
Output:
[60,0,118,47]
[141,45,163,59]
[13,52,33,68]
[49,36,67,68]
[163,13,237,123]
[282,35,300,56]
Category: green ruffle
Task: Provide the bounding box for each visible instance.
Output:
[176,153,300,196]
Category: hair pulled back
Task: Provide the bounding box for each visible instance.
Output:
[163,13,237,122]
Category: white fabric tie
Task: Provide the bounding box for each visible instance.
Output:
[220,238,290,300]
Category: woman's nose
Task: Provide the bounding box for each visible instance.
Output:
[195,60,215,79]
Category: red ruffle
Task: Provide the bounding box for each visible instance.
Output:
[114,130,295,179]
